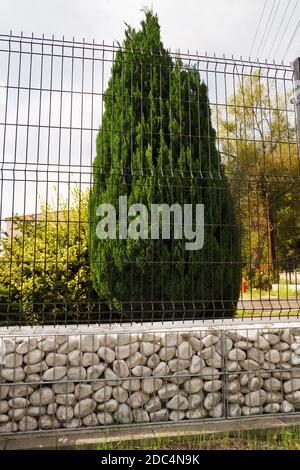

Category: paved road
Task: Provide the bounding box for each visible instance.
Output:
[238,297,300,313]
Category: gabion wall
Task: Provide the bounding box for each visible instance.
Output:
[1,326,300,434]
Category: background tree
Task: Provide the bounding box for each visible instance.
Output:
[0,188,93,324]
[219,72,300,282]
[89,10,241,319]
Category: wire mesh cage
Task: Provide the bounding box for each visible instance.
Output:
[0,33,299,326]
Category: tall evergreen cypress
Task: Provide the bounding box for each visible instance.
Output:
[89,10,241,319]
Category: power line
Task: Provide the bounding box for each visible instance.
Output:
[259,0,282,58]
[256,0,279,58]
[267,0,293,58]
[249,0,268,57]
[273,0,298,59]
[282,18,300,61]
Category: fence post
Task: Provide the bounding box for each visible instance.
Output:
[293,58,300,150]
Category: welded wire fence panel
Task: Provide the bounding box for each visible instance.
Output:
[0,33,299,325]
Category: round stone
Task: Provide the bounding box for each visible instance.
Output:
[3,353,23,368]
[113,360,129,378]
[67,367,86,381]
[201,335,219,348]
[30,387,54,406]
[52,382,74,394]
[37,337,58,352]
[1,368,25,382]
[265,350,281,364]
[264,403,280,413]
[126,352,147,368]
[94,386,113,403]
[183,378,203,394]
[8,408,26,421]
[132,409,150,423]
[149,409,169,422]
[244,390,267,407]
[16,338,37,355]
[209,403,223,418]
[283,379,300,394]
[122,379,140,391]
[161,332,181,347]
[153,362,169,377]
[176,341,193,360]
[98,346,115,364]
[139,342,160,356]
[281,400,295,413]
[167,394,189,411]
[240,359,260,371]
[147,354,160,369]
[127,391,149,409]
[97,412,114,425]
[112,386,128,403]
[23,349,44,365]
[228,404,241,417]
[203,380,222,392]
[159,347,176,362]
[131,366,152,377]
[18,416,38,431]
[56,394,75,406]
[203,392,222,410]
[81,353,100,368]
[0,401,9,413]
[8,397,29,408]
[169,410,186,421]
[144,397,162,412]
[56,405,74,421]
[45,353,67,367]
[115,343,139,360]
[57,336,79,354]
[263,377,281,392]
[168,359,190,373]
[27,406,47,417]
[190,355,206,374]
[86,364,105,380]
[42,366,67,381]
[74,399,96,418]
[97,399,118,413]
[39,415,60,429]
[82,413,99,426]
[74,384,92,400]
[228,349,246,361]
[158,384,179,400]
[68,350,82,367]
[142,378,163,394]
[114,404,133,424]
[80,335,101,353]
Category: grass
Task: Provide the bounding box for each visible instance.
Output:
[241,287,299,300]
[74,427,300,450]
[235,309,300,318]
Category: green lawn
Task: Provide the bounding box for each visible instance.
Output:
[74,427,300,450]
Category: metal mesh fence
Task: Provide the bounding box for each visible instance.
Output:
[0,33,300,326]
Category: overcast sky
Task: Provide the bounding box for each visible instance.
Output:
[0,0,299,221]
[0,0,300,64]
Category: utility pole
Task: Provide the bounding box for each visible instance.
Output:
[293,58,300,150]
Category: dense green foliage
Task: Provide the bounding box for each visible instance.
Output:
[89,11,241,318]
[0,188,93,324]
[219,73,300,278]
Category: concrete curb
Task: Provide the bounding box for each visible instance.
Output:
[1,416,300,450]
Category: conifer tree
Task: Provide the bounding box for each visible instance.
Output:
[89,10,241,319]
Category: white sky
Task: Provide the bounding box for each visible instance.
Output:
[0,0,299,221]
[0,0,300,64]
